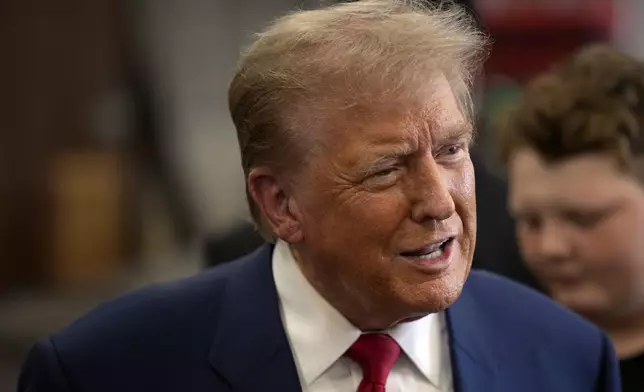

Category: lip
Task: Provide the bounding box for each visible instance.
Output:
[536,266,583,286]
[546,274,583,286]
[400,235,456,255]
[398,236,456,273]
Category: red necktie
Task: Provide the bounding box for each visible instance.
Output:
[346,334,401,392]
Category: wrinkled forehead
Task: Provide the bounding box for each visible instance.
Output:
[293,74,469,146]
[343,74,467,122]
[508,149,635,211]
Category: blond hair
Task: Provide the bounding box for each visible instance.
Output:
[229,0,488,239]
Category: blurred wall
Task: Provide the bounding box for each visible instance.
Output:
[135,0,316,239]
[0,0,128,290]
[613,0,644,59]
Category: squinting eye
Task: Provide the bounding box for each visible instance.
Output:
[373,168,398,177]
[364,166,402,188]
[566,211,604,228]
[521,215,542,230]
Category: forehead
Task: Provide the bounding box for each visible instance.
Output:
[508,149,634,210]
[319,76,467,148]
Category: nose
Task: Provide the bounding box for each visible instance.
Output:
[537,222,571,262]
[410,156,456,223]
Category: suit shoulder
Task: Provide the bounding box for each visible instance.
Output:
[461,270,619,390]
[24,249,271,391]
[50,259,243,356]
[465,269,603,342]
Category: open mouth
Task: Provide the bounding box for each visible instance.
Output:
[400,237,454,260]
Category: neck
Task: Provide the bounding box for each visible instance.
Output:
[593,311,644,359]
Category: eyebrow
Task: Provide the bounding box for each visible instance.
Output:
[510,200,624,217]
[438,123,475,145]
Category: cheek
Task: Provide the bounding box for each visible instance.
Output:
[451,161,476,225]
[335,190,410,236]
[301,184,410,244]
[454,159,476,199]
[583,221,644,272]
[516,230,539,266]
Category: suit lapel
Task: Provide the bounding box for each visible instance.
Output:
[446,277,502,392]
[208,245,301,392]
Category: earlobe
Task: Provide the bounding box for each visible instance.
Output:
[248,168,304,243]
[280,198,304,243]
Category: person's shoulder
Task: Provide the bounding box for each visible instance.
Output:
[460,270,619,390]
[50,258,244,359]
[465,269,594,329]
[465,269,604,347]
[20,248,273,390]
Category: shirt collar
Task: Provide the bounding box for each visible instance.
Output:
[272,239,445,387]
[273,240,360,384]
[389,310,448,386]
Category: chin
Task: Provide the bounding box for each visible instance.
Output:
[400,269,468,314]
[549,289,615,319]
[556,297,608,318]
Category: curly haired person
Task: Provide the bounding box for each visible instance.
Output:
[500,44,644,391]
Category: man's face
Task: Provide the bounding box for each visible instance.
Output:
[288,76,477,327]
[509,149,644,322]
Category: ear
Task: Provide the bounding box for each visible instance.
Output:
[248,167,304,243]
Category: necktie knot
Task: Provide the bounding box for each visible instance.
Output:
[346,333,401,389]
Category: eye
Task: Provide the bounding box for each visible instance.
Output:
[436,143,467,163]
[517,214,542,231]
[373,167,398,177]
[565,211,605,228]
[446,145,464,155]
[363,166,402,189]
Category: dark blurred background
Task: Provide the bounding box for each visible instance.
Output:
[1,0,642,389]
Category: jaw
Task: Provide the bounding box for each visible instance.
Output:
[291,241,469,329]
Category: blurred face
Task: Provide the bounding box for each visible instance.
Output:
[509,149,644,322]
[285,76,476,328]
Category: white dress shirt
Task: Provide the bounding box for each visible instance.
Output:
[272,240,454,392]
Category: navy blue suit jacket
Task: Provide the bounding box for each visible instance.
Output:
[19,245,620,391]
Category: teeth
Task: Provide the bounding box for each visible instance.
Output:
[405,247,444,260]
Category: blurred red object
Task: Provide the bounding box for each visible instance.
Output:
[480,0,613,82]
[479,0,611,28]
